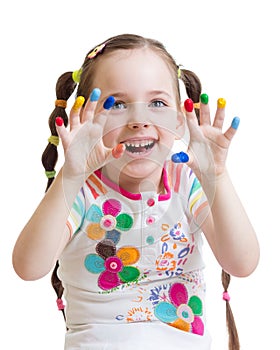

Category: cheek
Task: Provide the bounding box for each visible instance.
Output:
[102,124,120,148]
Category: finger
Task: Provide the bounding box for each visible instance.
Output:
[103,96,115,110]
[82,88,101,123]
[112,143,125,159]
[224,117,240,141]
[171,151,189,163]
[92,95,115,129]
[183,98,198,123]
[213,98,226,129]
[55,116,68,147]
[89,96,115,138]
[199,93,211,126]
[69,96,85,130]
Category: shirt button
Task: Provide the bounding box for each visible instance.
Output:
[146,216,155,225]
[146,236,155,245]
[147,198,155,207]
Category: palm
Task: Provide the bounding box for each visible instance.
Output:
[185,101,238,179]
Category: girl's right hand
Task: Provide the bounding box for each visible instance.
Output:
[55,88,125,181]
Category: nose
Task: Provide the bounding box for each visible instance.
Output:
[127,121,150,130]
[127,104,151,130]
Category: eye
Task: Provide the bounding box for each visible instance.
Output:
[149,100,167,108]
[112,101,127,110]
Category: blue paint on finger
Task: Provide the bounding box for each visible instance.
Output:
[90,88,101,102]
[103,96,115,110]
[231,116,240,130]
[171,152,189,163]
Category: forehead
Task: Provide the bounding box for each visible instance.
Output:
[93,48,175,94]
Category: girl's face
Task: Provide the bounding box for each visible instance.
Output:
[92,48,184,189]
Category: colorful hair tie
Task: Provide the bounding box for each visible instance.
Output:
[193,102,200,109]
[223,291,231,301]
[87,43,106,59]
[177,67,181,79]
[55,99,67,109]
[48,135,59,146]
[72,69,82,84]
[45,170,56,179]
[56,298,65,311]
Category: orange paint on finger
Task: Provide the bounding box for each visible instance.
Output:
[112,144,124,159]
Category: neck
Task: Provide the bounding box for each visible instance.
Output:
[101,163,165,194]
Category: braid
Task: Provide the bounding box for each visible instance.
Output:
[41,72,77,191]
[180,68,240,349]
[222,270,240,350]
[41,72,77,326]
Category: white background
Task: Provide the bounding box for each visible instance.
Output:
[1,0,279,348]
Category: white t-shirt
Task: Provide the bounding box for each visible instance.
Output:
[58,161,212,349]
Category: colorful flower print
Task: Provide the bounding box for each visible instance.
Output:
[126,307,153,322]
[154,282,204,335]
[84,239,140,290]
[169,223,187,241]
[156,252,177,271]
[85,199,133,243]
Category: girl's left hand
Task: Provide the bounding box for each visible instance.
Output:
[183,95,240,180]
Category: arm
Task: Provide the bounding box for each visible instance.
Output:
[200,171,259,277]
[12,170,84,280]
[13,92,122,280]
[184,97,259,277]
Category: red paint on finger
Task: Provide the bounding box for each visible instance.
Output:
[184,99,194,113]
[112,144,124,159]
[56,116,64,126]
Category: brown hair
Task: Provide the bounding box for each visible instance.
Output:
[41,33,238,348]
[222,270,240,350]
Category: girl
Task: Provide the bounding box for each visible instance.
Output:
[13,34,259,350]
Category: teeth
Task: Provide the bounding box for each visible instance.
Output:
[125,140,154,148]
[124,139,155,153]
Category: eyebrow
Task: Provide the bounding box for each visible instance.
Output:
[108,90,173,100]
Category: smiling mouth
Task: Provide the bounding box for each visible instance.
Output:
[124,140,155,154]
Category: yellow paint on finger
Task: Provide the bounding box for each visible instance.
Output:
[217,98,226,109]
[73,96,85,111]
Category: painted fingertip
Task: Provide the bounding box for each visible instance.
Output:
[184,98,194,113]
[90,88,101,102]
[200,93,209,105]
[217,98,226,109]
[171,151,189,163]
[231,116,240,130]
[112,144,124,159]
[103,96,115,110]
[73,96,85,111]
[55,116,64,127]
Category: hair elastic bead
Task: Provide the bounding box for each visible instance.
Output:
[55,99,67,109]
[223,291,231,301]
[177,67,181,79]
[72,69,82,84]
[45,170,56,179]
[48,135,59,146]
[56,298,65,310]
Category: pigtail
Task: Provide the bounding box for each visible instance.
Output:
[222,270,240,350]
[41,72,77,327]
[179,68,239,349]
[179,68,202,123]
[41,72,77,191]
